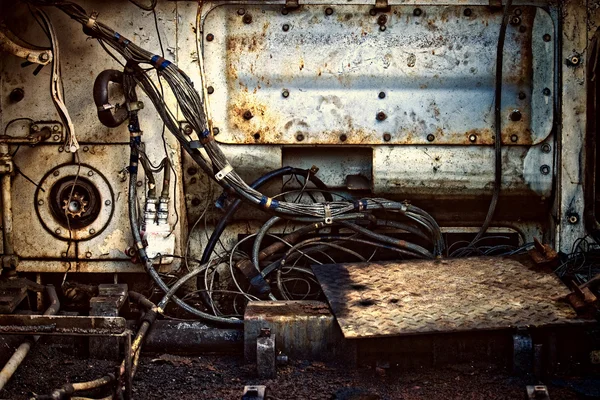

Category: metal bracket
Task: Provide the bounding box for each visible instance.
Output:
[0,24,52,65]
[374,0,389,11]
[526,385,550,400]
[256,328,276,378]
[242,385,266,400]
[285,0,299,9]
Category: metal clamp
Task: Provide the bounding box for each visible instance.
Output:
[324,204,332,225]
[215,164,233,181]
[86,11,99,29]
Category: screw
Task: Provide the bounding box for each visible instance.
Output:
[137,181,143,187]
[514,8,522,16]
[55,228,61,235]
[296,133,304,141]
[568,214,579,224]
[378,91,386,99]
[383,133,391,142]
[39,53,49,62]
[105,200,112,206]
[570,55,580,65]
[58,146,64,153]
[376,111,387,121]
[543,33,551,42]
[540,165,550,175]
[543,88,551,96]
[87,170,94,177]
[282,8,289,15]
[243,110,253,120]
[413,8,422,16]
[518,92,526,100]
[53,170,60,177]
[463,8,472,17]
[282,89,290,98]
[53,135,60,141]
[213,127,220,135]
[61,252,67,257]
[339,134,347,142]
[31,125,39,132]
[207,86,214,94]
[89,229,95,235]
[237,8,246,15]
[377,15,387,25]
[38,199,44,206]
[282,24,290,32]
[379,25,386,32]
[542,143,551,153]
[253,133,260,140]
[427,134,435,142]
[510,16,521,26]
[469,134,477,143]
[191,198,201,207]
[83,146,89,152]
[183,124,193,135]
[369,9,377,16]
[85,251,92,258]
[243,14,252,24]
[206,33,214,42]
[510,110,522,121]
[325,7,333,15]
[9,88,24,103]
[52,125,59,131]
[511,134,519,142]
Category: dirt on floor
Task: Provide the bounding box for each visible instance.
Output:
[0,344,592,400]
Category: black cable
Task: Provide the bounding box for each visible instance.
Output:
[128,0,157,11]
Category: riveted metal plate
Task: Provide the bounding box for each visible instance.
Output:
[203,4,554,145]
[312,257,583,339]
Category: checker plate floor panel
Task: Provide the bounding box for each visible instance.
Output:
[312,257,585,339]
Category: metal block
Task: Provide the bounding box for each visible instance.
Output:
[0,315,126,336]
[526,385,550,400]
[242,385,266,400]
[312,257,586,339]
[513,330,533,375]
[90,284,128,360]
[256,328,276,379]
[244,301,340,363]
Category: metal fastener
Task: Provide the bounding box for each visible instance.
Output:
[369,8,377,16]
[85,252,92,258]
[383,133,391,142]
[52,125,60,131]
[413,8,422,16]
[105,200,112,206]
[213,127,220,135]
[243,14,252,24]
[53,135,60,141]
[510,110,522,121]
[339,134,347,142]
[376,111,387,121]
[541,144,551,153]
[137,181,143,187]
[58,146,64,153]
[282,89,290,98]
[514,8,522,16]
[282,24,290,32]
[511,134,519,142]
[510,16,521,26]
[377,15,387,25]
[89,229,95,235]
[61,252,67,257]
[543,88,551,96]
[378,91,386,99]
[237,8,246,15]
[282,8,289,15]
[543,33,551,42]
[540,165,550,175]
[39,53,49,62]
[87,170,94,177]
[31,125,39,132]
[38,200,44,206]
[325,7,333,15]
[53,170,60,177]
[469,134,477,143]
[379,25,386,32]
[83,146,89,152]
[206,33,214,42]
[243,111,254,120]
[463,8,472,17]
[296,133,304,142]
[253,133,260,140]
[55,228,61,234]
[427,134,435,142]
[9,88,24,103]
[568,214,579,224]
[207,86,214,94]
[183,124,193,135]
[570,55,580,66]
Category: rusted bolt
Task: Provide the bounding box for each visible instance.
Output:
[253,133,260,140]
[369,8,377,16]
[469,134,477,143]
[213,127,220,135]
[31,124,39,132]
[383,133,391,142]
[282,89,290,98]
[53,135,60,141]
[519,25,527,33]
[510,16,521,26]
[325,7,333,16]
[187,167,198,175]
[39,53,49,62]
[540,165,551,175]
[427,134,435,142]
[55,228,61,235]
[87,170,94,177]
[243,110,254,120]
[53,170,60,177]
[377,15,387,25]
[83,146,89,152]
[126,247,137,257]
[339,134,347,142]
[38,199,44,206]
[105,200,112,206]
[206,33,214,42]
[85,251,92,258]
[183,124,193,135]
[463,8,472,17]
[207,86,214,94]
[379,25,386,32]
[413,8,422,16]
[296,133,304,142]
[542,143,551,153]
[61,252,67,257]
[510,110,522,121]
[378,91,386,99]
[514,8,522,16]
[282,24,290,32]
[237,8,246,15]
[282,8,289,15]
[136,181,143,187]
[568,214,579,224]
[89,229,95,235]
[543,33,551,42]
[58,146,64,153]
[243,14,252,24]
[518,92,526,100]
[376,111,387,121]
[9,88,24,103]
[511,134,519,142]
[543,87,551,96]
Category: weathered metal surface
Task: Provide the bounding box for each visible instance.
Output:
[90,284,128,359]
[0,315,127,336]
[312,257,584,339]
[203,4,554,146]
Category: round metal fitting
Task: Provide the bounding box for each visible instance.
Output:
[58,146,64,153]
[510,110,522,121]
[383,133,391,142]
[183,124,193,135]
[543,33,551,42]
[377,15,387,26]
[31,125,39,132]
[469,134,477,143]
[376,111,387,121]
[378,91,386,99]
[83,146,89,152]
[570,55,580,66]
[543,88,551,96]
[379,25,386,32]
[243,110,254,120]
[243,14,252,24]
[427,134,435,142]
[35,164,115,241]
[282,24,290,32]
[213,127,220,135]
[85,252,92,259]
[540,165,550,175]
[413,8,422,16]
[296,133,304,142]
[518,92,526,100]
[510,16,521,26]
[463,8,472,17]
[541,143,551,153]
[339,134,347,142]
[39,53,49,62]
[369,8,377,16]
[237,8,246,15]
[207,86,215,95]
[136,181,143,187]
[568,214,579,224]
[53,135,60,141]
[325,7,333,16]
[282,89,290,98]
[206,33,214,42]
[510,134,519,143]
[9,88,24,103]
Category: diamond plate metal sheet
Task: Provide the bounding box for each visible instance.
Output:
[312,257,584,339]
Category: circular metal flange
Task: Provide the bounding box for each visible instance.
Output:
[35,164,114,241]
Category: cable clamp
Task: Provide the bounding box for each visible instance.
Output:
[86,11,98,29]
[127,101,144,111]
[97,103,114,111]
[323,204,333,225]
[130,131,142,138]
[215,164,233,181]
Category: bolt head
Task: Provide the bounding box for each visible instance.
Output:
[378,91,386,99]
[540,165,550,175]
[39,53,49,62]
[511,134,519,142]
[207,86,214,94]
[183,124,193,135]
[237,8,246,15]
[376,111,387,121]
[369,8,377,16]
[296,133,304,142]
[543,33,551,42]
[105,200,112,206]
[325,7,333,15]
[137,181,143,187]
[9,88,24,103]
[243,110,254,120]
[206,33,214,41]
[568,215,579,224]
[339,134,347,142]
[58,146,64,153]
[31,125,39,132]
[243,14,252,24]
[55,228,61,234]
[463,8,472,17]
[53,135,60,141]
[213,127,220,135]
[89,229,95,235]
[377,15,387,25]
[53,170,60,176]
[38,199,44,206]
[543,88,551,96]
[570,56,580,65]
[383,133,391,142]
[282,89,290,98]
[427,134,435,142]
[282,24,290,32]
[541,143,551,153]
[469,134,477,143]
[83,146,89,152]
[413,8,422,16]
[510,110,522,121]
[87,170,94,176]
[85,252,92,258]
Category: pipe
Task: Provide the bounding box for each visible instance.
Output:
[93,69,128,128]
[0,285,60,391]
[1,171,14,257]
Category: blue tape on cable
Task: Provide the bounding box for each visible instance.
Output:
[114,32,121,39]
[361,199,368,210]
[160,59,171,70]
[249,275,270,295]
[259,196,268,207]
[270,199,280,209]
[150,55,159,65]
[200,129,210,138]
